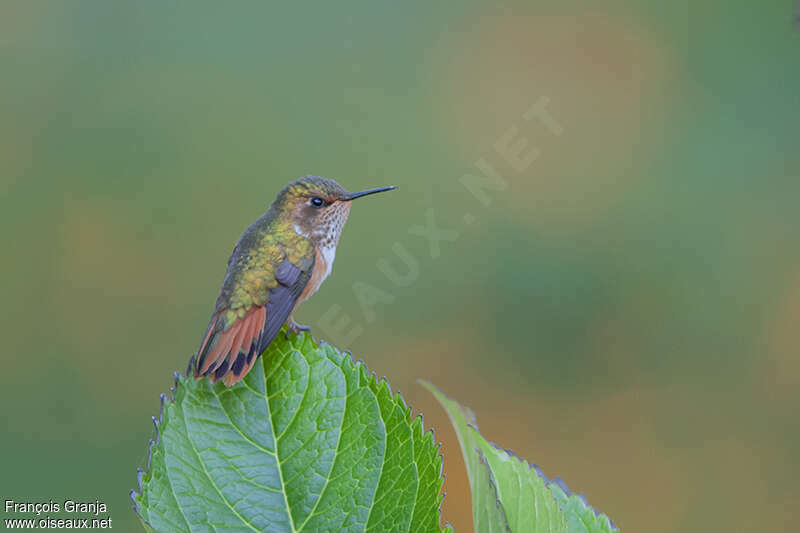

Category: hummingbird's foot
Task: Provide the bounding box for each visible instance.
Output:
[286,319,311,338]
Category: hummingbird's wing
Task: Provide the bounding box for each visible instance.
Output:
[194,249,315,386]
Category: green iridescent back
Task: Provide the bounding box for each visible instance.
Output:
[212,176,347,326]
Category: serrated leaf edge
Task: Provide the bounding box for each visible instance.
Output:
[475,449,512,533]
[130,368,183,530]
[422,381,618,532]
[131,333,450,532]
[493,446,617,531]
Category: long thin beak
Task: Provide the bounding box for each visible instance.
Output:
[342,185,397,201]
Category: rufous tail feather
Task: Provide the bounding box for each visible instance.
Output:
[194,306,266,385]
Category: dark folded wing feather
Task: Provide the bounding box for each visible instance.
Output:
[256,257,313,354]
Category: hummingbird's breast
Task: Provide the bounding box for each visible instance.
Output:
[297,243,335,306]
[296,201,351,305]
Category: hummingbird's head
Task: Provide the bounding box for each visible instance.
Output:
[275,176,396,249]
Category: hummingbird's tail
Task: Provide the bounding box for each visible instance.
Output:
[194,306,267,386]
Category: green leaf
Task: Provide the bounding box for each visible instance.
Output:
[473,449,511,533]
[132,332,447,533]
[549,484,617,533]
[421,381,617,533]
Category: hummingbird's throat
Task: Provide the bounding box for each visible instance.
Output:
[315,201,351,249]
[292,200,351,250]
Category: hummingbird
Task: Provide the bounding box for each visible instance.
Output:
[193,176,396,386]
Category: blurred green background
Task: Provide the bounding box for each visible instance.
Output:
[2,1,799,531]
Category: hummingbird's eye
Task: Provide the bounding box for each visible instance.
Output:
[310,197,325,208]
